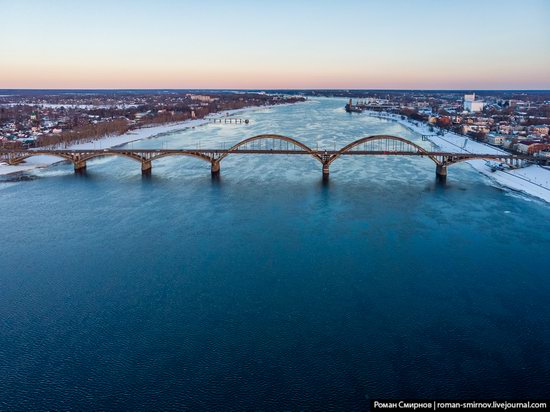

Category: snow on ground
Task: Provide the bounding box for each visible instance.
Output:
[0,107,251,176]
[366,111,550,204]
[0,103,140,109]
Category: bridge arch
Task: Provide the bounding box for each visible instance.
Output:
[148,152,213,164]
[7,151,75,165]
[326,135,441,167]
[79,152,145,163]
[216,134,322,164]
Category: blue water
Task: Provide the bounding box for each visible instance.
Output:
[1,99,549,410]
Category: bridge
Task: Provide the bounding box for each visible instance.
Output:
[1,134,545,179]
[210,117,250,124]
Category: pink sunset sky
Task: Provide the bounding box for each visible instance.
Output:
[1,0,549,89]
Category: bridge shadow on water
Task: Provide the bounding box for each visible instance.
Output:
[74,168,88,178]
[421,174,468,200]
[140,171,153,185]
[71,168,105,185]
[138,170,224,190]
[313,171,451,194]
[210,171,222,186]
[320,174,331,189]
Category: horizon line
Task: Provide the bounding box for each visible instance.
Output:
[2,88,550,92]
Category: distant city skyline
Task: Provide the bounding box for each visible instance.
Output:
[1,0,549,89]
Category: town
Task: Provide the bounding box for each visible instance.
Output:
[339,90,550,159]
[0,91,305,149]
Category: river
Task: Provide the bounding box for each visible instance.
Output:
[1,98,549,410]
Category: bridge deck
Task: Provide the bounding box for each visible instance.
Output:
[3,133,546,180]
[0,148,534,159]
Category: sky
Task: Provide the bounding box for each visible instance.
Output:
[1,0,549,89]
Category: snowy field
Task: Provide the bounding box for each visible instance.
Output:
[366,111,550,204]
[0,103,140,109]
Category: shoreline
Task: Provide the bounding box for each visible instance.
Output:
[365,110,550,204]
[0,104,287,176]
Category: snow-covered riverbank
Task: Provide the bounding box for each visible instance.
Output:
[366,110,550,204]
[0,107,259,176]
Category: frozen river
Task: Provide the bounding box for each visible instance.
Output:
[1,98,549,409]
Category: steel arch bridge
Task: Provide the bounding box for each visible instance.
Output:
[1,134,543,179]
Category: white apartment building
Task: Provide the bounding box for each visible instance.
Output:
[464,93,484,113]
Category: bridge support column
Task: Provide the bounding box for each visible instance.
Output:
[74,160,86,173]
[436,164,447,181]
[141,160,152,175]
[322,164,330,177]
[211,161,220,176]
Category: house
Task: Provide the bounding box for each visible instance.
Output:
[462,124,490,134]
[487,135,506,146]
[498,124,512,135]
[530,125,549,136]
[516,140,550,154]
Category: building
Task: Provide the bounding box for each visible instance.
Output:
[188,94,217,103]
[462,124,490,135]
[487,135,506,146]
[497,124,513,135]
[516,140,550,154]
[464,93,484,113]
[530,125,549,136]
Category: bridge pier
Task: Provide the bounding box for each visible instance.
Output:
[436,164,447,177]
[211,161,220,176]
[141,160,152,175]
[74,160,86,173]
[322,164,330,177]
[436,164,447,181]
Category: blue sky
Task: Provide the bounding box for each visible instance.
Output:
[1,0,549,89]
